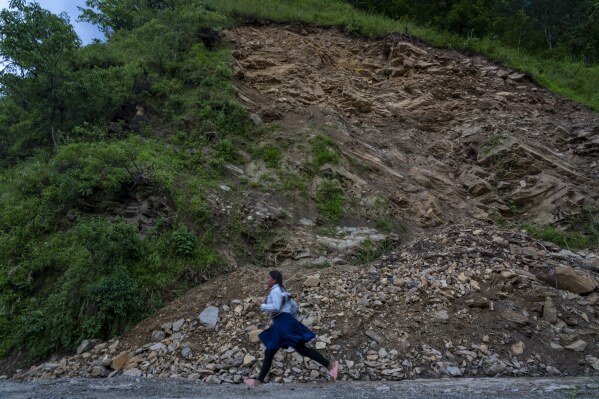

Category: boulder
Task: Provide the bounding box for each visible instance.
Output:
[511,341,525,356]
[243,354,256,366]
[151,330,165,341]
[172,318,185,332]
[91,366,107,377]
[547,266,598,294]
[565,340,587,352]
[76,339,102,355]
[249,330,262,343]
[199,306,220,329]
[303,275,320,287]
[110,351,130,370]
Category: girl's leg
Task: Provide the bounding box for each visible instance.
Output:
[294,342,330,368]
[257,349,277,382]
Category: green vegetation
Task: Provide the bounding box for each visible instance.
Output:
[205,0,599,111]
[255,144,283,169]
[482,133,506,155]
[315,179,345,223]
[523,207,599,250]
[353,238,396,264]
[490,205,598,250]
[309,134,341,172]
[0,0,246,361]
[523,224,591,250]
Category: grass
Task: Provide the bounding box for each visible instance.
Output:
[353,237,396,264]
[482,133,506,155]
[315,178,345,223]
[205,0,599,111]
[309,134,341,172]
[523,223,591,251]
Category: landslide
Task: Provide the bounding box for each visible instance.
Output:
[227,25,598,230]
[11,24,599,383]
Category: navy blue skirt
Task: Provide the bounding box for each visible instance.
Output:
[259,312,316,350]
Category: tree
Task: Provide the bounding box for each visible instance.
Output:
[79,0,176,36]
[0,0,80,147]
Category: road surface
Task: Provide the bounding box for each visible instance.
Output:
[1,377,599,398]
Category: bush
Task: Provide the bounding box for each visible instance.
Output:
[171,226,198,257]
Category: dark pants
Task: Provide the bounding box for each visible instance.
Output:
[257,342,330,382]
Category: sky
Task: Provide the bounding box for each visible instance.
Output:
[0,0,104,44]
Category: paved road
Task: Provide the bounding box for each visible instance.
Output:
[1,377,599,399]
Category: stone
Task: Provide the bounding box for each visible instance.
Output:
[485,362,506,376]
[123,368,142,377]
[41,363,59,371]
[91,366,107,377]
[434,309,449,323]
[243,354,256,366]
[444,365,462,377]
[364,330,384,344]
[199,306,220,329]
[110,351,130,370]
[249,329,262,343]
[565,340,587,352]
[172,319,185,332]
[466,297,489,308]
[508,72,526,81]
[249,113,262,125]
[550,342,563,350]
[511,341,525,356]
[151,330,165,341]
[542,297,557,324]
[547,266,598,294]
[500,310,528,326]
[149,343,166,351]
[315,341,327,350]
[303,275,320,287]
[181,347,192,359]
[76,339,102,355]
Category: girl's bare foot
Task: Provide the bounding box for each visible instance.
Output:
[243,377,262,387]
[328,360,339,381]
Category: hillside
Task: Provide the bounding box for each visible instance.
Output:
[8,23,599,382]
[0,0,598,383]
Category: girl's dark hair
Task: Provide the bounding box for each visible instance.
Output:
[269,270,284,289]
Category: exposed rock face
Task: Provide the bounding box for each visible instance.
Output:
[226,25,598,230]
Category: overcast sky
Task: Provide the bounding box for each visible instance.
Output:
[0,0,103,44]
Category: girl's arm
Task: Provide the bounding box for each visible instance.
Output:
[260,287,282,313]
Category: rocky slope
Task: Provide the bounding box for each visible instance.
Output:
[7,24,599,383]
[13,224,599,382]
[228,24,598,229]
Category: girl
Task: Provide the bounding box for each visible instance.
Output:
[243,270,339,386]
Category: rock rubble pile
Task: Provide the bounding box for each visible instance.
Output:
[14,225,599,383]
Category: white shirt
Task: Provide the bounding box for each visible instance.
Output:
[260,284,292,314]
